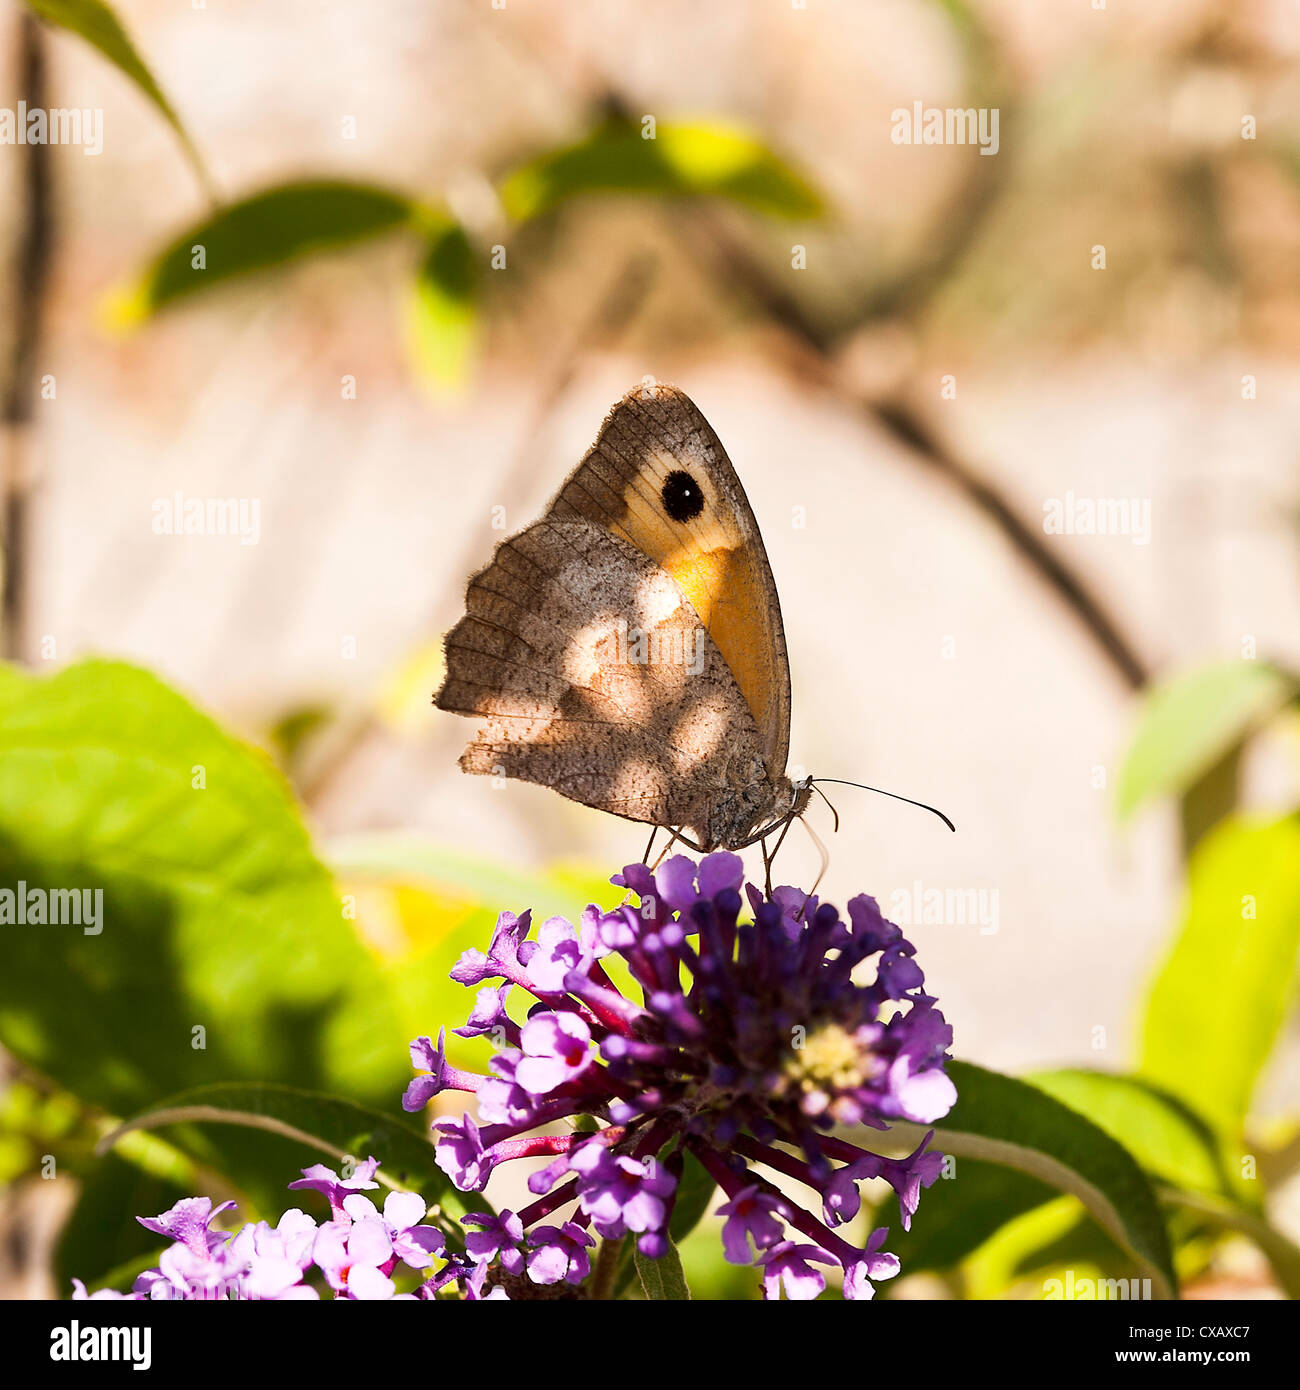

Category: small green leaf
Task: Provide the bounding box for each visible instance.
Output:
[406,221,480,391]
[888,1061,1177,1297]
[1117,660,1295,822]
[500,118,823,222]
[1139,815,1300,1136]
[634,1238,691,1300]
[24,0,211,192]
[100,1081,482,1231]
[110,180,417,320]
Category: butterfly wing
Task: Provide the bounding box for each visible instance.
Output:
[547,383,792,783]
[436,515,778,846]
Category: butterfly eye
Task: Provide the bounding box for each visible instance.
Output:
[661,470,705,523]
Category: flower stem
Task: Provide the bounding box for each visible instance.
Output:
[589,1235,626,1301]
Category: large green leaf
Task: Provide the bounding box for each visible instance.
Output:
[101,1081,482,1233]
[887,1061,1177,1297]
[879,1157,1057,1282]
[111,180,419,319]
[24,0,210,191]
[1031,1070,1236,1200]
[0,659,407,1115]
[1117,661,1295,822]
[1139,815,1300,1136]
[500,118,824,222]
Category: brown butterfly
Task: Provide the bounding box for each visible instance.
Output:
[434,382,812,853]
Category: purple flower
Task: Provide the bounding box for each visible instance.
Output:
[525,1222,596,1286]
[462,1210,525,1276]
[717,1186,789,1264]
[758,1241,837,1301]
[569,1143,677,1241]
[405,852,954,1299]
[136,1196,236,1256]
[287,1157,380,1220]
[515,1011,594,1093]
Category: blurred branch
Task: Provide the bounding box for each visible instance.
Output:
[1,12,54,663]
[678,198,1153,693]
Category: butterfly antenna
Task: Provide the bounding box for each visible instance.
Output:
[811,778,956,833]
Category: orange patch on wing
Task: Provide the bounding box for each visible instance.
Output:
[661,544,777,766]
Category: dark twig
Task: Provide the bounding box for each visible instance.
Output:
[2,13,54,663]
[679,205,1152,692]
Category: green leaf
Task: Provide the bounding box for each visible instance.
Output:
[1139,815,1300,1136]
[24,0,211,192]
[500,117,824,222]
[0,659,408,1116]
[1117,661,1295,822]
[668,1151,716,1243]
[888,1061,1177,1297]
[100,1081,482,1231]
[1031,1070,1237,1201]
[110,180,417,320]
[406,221,480,391]
[634,1237,691,1300]
[879,1157,1057,1280]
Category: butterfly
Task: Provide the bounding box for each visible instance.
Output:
[434,381,812,854]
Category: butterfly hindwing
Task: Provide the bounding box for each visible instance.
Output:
[437,516,773,842]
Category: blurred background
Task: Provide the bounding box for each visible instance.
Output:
[1,0,1299,1299]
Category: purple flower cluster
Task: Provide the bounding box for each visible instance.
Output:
[73,1161,446,1300]
[409,853,955,1300]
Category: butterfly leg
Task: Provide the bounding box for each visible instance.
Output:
[648,827,690,872]
[640,825,658,868]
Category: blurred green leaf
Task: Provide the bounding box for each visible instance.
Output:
[1166,1188,1300,1300]
[23,0,211,192]
[328,833,618,926]
[407,220,480,391]
[1139,815,1300,1136]
[634,1235,691,1299]
[0,659,408,1116]
[889,1061,1177,1297]
[1117,660,1295,823]
[500,117,824,222]
[110,180,417,320]
[880,1157,1057,1281]
[102,1081,482,1233]
[1031,1070,1236,1201]
[668,1151,716,1243]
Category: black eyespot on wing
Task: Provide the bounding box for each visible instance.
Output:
[661,470,704,523]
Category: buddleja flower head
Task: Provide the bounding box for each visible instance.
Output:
[408,853,955,1300]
